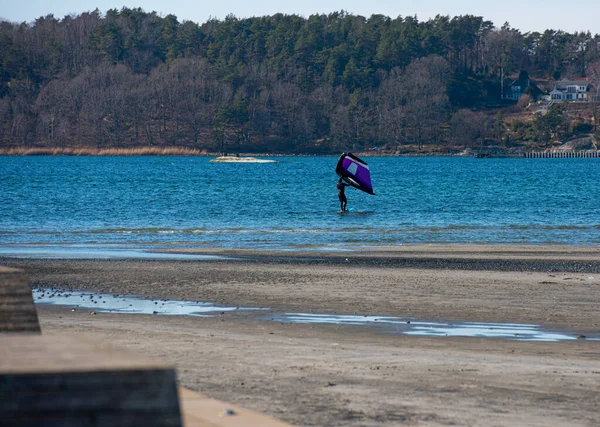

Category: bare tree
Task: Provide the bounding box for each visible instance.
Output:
[169,58,214,145]
[449,109,485,147]
[378,67,406,149]
[516,93,532,111]
[270,80,304,149]
[587,61,600,133]
[403,56,451,149]
[587,61,600,102]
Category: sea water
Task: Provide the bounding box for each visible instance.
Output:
[1,156,599,251]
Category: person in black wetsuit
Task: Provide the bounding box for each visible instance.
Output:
[337,177,350,211]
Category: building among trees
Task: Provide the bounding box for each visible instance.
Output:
[550,78,591,102]
[503,71,544,101]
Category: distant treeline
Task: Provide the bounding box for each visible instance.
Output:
[1,9,599,152]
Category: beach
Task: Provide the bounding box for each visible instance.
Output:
[3,245,600,426]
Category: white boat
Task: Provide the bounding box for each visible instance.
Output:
[210,155,277,163]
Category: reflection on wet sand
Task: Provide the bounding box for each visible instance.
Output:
[33,288,260,316]
[273,313,596,342]
[33,288,596,342]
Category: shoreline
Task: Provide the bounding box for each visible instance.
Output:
[161,243,600,259]
[0,149,463,157]
[3,243,600,272]
[5,244,600,333]
[3,147,599,158]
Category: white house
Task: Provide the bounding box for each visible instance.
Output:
[550,78,590,101]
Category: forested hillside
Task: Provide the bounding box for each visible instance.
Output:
[1,9,599,153]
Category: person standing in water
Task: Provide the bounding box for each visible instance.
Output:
[337,177,349,211]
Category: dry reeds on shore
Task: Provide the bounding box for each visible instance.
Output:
[0,147,208,156]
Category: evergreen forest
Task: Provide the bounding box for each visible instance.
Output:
[1,8,600,153]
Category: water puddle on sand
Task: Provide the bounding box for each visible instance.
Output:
[271,313,599,342]
[33,289,597,342]
[33,288,261,316]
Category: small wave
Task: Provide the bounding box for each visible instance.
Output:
[431,225,490,231]
[193,228,333,234]
[507,224,599,231]
[339,227,377,232]
[75,227,337,235]
[71,228,185,235]
[395,225,600,233]
[5,224,599,237]
[26,231,62,235]
[338,210,375,216]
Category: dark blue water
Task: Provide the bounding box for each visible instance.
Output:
[1,156,599,250]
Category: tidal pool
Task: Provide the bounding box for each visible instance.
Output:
[270,313,597,342]
[33,288,259,316]
[33,289,597,342]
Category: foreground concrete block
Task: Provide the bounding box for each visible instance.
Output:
[0,334,182,426]
[0,267,40,333]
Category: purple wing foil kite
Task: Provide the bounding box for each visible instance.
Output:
[335,153,375,195]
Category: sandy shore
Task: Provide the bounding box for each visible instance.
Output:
[3,245,600,426]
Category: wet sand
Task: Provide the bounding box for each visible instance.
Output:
[4,245,600,426]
